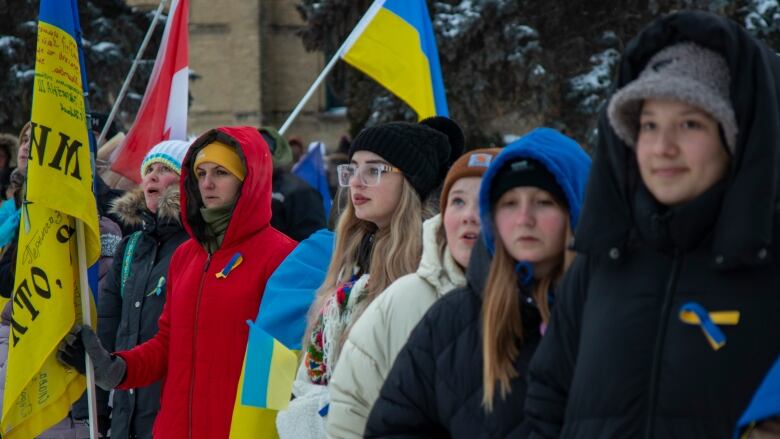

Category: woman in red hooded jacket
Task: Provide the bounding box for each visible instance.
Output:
[58,126,297,438]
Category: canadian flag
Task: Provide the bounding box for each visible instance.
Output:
[111,0,189,182]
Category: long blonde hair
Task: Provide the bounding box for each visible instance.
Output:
[303,178,425,352]
[480,221,575,411]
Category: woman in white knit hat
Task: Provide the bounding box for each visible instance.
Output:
[95,139,190,439]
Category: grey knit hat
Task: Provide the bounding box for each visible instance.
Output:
[607,42,737,154]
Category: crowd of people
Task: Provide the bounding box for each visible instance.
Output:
[0,9,778,439]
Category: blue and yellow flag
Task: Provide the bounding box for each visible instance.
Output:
[229,230,333,438]
[1,1,100,437]
[341,0,449,119]
[292,144,332,223]
[229,324,297,439]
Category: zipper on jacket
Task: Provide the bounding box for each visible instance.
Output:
[644,249,683,439]
[188,252,211,439]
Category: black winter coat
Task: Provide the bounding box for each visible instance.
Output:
[525,12,780,439]
[365,239,542,438]
[96,187,188,439]
[96,173,137,236]
[271,168,325,241]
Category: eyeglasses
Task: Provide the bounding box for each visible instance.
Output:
[337,163,401,187]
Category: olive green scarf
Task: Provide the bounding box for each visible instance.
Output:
[199,203,234,253]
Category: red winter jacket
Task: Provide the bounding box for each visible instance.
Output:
[115,126,297,438]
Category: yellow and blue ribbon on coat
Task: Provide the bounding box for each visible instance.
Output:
[679,301,740,350]
[217,252,244,279]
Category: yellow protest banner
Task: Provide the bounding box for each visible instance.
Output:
[1,1,101,437]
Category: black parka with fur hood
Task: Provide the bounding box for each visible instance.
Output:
[525,11,780,439]
[96,186,188,439]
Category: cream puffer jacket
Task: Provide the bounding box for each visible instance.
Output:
[326,214,466,439]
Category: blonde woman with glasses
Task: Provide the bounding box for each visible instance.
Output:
[327,148,501,439]
[276,119,459,439]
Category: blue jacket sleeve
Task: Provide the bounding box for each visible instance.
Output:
[0,202,20,249]
[0,200,17,226]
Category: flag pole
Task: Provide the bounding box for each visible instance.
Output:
[278,0,386,135]
[76,0,109,433]
[98,0,169,146]
[75,219,99,439]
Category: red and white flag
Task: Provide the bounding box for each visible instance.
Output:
[111,0,189,182]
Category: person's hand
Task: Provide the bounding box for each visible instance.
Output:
[57,325,87,373]
[57,325,126,390]
[749,417,780,438]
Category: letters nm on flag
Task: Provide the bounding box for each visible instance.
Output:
[1,1,100,438]
[341,0,449,119]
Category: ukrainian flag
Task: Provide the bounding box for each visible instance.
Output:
[229,230,333,438]
[228,323,297,439]
[341,0,449,119]
[241,322,298,411]
[1,0,100,437]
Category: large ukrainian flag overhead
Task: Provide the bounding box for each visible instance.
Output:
[341,0,449,119]
[1,0,100,437]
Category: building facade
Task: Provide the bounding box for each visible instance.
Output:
[127,0,349,150]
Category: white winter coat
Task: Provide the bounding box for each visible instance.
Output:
[326,214,466,439]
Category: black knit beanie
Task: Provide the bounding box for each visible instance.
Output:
[419,116,465,176]
[489,158,568,208]
[349,122,451,201]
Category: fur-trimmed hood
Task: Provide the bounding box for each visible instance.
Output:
[575,11,780,268]
[109,185,181,227]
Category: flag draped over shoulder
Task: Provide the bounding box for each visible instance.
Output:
[1,1,100,437]
[341,0,449,119]
[110,0,189,183]
[229,230,334,438]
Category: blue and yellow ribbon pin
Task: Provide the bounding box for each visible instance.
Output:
[216,252,244,279]
[679,301,740,351]
[146,276,166,297]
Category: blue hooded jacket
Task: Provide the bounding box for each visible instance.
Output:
[365,128,591,439]
[478,127,591,258]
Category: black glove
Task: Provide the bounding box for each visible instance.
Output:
[57,325,126,390]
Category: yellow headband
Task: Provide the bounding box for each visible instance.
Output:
[193,141,246,181]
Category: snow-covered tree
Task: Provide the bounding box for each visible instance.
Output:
[296,0,780,149]
[0,0,161,135]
